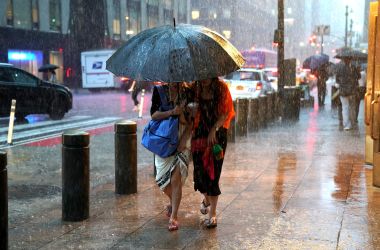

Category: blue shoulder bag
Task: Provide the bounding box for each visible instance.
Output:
[141,85,179,158]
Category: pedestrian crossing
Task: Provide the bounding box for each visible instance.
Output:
[0,115,124,149]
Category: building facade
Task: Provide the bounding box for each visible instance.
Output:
[190,0,277,51]
[189,0,309,65]
[0,0,190,88]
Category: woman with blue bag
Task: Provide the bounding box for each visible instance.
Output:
[149,82,192,231]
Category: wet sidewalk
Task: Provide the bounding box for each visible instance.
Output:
[7,96,379,249]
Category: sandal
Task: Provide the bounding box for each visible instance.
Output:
[168,219,179,231]
[204,217,217,229]
[200,199,210,215]
[165,205,172,218]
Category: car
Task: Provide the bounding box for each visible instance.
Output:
[0,63,72,120]
[223,68,273,100]
[263,67,278,91]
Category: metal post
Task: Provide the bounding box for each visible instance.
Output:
[236,98,248,137]
[248,98,259,133]
[62,130,90,221]
[258,95,268,128]
[115,120,137,195]
[138,89,145,119]
[321,34,324,54]
[0,151,7,250]
[345,5,348,47]
[227,100,237,142]
[278,0,285,96]
[349,19,353,48]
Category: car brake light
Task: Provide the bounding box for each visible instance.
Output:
[256,82,263,90]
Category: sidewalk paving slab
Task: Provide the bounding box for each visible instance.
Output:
[6,98,380,249]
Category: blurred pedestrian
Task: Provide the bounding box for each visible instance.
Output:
[48,69,57,83]
[190,77,234,229]
[315,64,329,107]
[335,58,361,130]
[129,80,143,111]
[150,82,192,231]
[354,64,367,124]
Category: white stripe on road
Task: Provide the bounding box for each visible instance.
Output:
[0,116,122,145]
[0,115,92,134]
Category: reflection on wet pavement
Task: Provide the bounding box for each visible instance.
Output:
[7,100,380,249]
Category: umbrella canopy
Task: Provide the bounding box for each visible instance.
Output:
[106,24,245,83]
[334,47,367,61]
[38,63,59,72]
[302,54,329,71]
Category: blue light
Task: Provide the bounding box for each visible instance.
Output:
[8,51,35,61]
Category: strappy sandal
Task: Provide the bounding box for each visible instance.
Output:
[168,219,179,231]
[204,217,217,229]
[200,200,210,215]
[165,205,172,218]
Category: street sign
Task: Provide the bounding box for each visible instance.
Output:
[315,25,330,36]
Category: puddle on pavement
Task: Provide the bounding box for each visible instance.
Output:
[8,184,61,199]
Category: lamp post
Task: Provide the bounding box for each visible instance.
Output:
[345,5,348,47]
[277,0,285,96]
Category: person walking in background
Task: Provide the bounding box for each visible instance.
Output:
[355,64,367,124]
[150,83,192,231]
[190,77,234,229]
[315,64,329,107]
[335,58,361,131]
[48,69,57,83]
[129,80,143,111]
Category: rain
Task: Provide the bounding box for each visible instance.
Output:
[0,0,378,249]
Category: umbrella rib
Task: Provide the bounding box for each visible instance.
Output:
[140,28,174,82]
[174,29,197,82]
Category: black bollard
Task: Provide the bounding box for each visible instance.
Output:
[282,86,302,122]
[62,130,90,221]
[266,92,274,123]
[236,98,248,137]
[115,120,137,195]
[258,95,268,128]
[0,151,7,250]
[227,100,237,143]
[248,98,259,132]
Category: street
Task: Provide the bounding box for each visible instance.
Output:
[0,90,152,148]
[4,89,379,249]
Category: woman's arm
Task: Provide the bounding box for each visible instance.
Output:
[208,114,228,145]
[151,105,182,120]
[177,120,193,152]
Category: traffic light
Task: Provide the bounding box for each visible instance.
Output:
[309,35,317,46]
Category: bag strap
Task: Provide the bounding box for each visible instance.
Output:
[155,85,173,111]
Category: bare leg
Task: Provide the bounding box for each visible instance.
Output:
[207,195,219,219]
[170,166,182,222]
[163,184,172,201]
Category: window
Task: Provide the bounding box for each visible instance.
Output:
[11,68,38,86]
[31,0,39,30]
[147,0,158,28]
[164,9,173,25]
[6,0,13,26]
[178,0,187,23]
[0,68,14,82]
[113,0,121,39]
[126,0,141,38]
[163,0,173,24]
[13,0,32,29]
[49,0,61,32]
[240,72,261,81]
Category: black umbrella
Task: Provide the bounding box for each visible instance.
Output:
[302,54,329,71]
[38,63,59,72]
[106,23,245,83]
[334,47,367,61]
